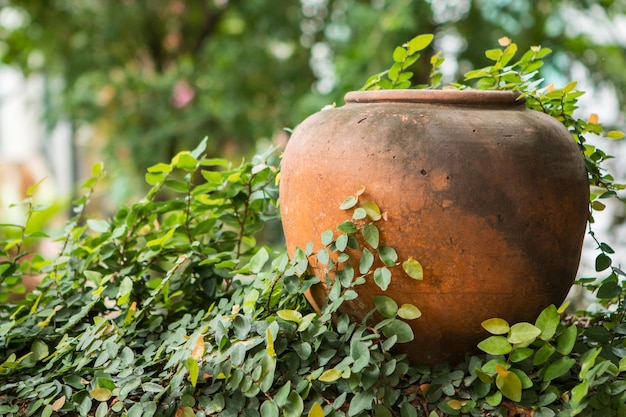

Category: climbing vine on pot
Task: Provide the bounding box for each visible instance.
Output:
[360,33,626,416]
[362,32,626,326]
[0,34,625,417]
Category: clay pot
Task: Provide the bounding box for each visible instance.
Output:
[279,89,589,365]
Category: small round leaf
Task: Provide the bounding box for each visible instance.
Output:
[481,318,510,335]
[402,258,423,280]
[543,357,576,381]
[374,295,398,318]
[508,322,541,345]
[89,388,113,402]
[277,310,303,323]
[373,267,392,291]
[359,247,375,274]
[477,336,512,355]
[319,369,342,382]
[379,246,398,266]
[496,371,522,402]
[340,195,358,210]
[398,304,422,320]
[308,402,325,417]
[352,208,367,220]
[360,201,382,221]
[362,224,379,248]
[382,319,414,343]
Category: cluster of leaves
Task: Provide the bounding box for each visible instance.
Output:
[0,137,430,416]
[0,138,288,415]
[363,33,626,335]
[361,34,435,91]
[457,36,626,337]
[0,127,436,416]
[1,35,626,417]
[357,34,626,415]
[477,304,626,416]
[2,142,625,417]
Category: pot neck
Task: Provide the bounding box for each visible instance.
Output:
[344,89,525,106]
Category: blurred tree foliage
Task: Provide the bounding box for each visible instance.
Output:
[1,0,625,193]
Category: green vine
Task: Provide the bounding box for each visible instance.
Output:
[361,33,626,416]
[362,34,626,320]
[0,35,625,417]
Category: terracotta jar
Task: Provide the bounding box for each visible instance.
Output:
[279,89,589,365]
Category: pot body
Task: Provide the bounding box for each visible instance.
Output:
[279,90,589,365]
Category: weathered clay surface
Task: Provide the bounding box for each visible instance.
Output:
[280,89,589,365]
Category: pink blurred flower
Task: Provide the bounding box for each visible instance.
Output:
[171,80,195,108]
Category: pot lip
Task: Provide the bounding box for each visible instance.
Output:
[344,89,525,105]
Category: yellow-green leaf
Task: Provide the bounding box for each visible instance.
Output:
[178,406,195,417]
[173,152,198,170]
[478,336,512,355]
[266,327,275,357]
[508,322,541,345]
[447,400,464,411]
[90,387,113,402]
[407,34,434,54]
[393,46,408,63]
[146,227,176,249]
[4,238,22,252]
[123,301,137,325]
[557,301,570,314]
[297,313,316,332]
[148,162,170,173]
[360,201,382,221]
[486,390,503,406]
[481,318,510,335]
[308,402,325,417]
[606,130,625,139]
[485,48,503,61]
[496,369,522,402]
[402,258,423,280]
[535,304,559,340]
[580,348,602,379]
[557,324,577,355]
[319,368,342,382]
[475,368,494,384]
[398,303,422,320]
[571,381,588,404]
[91,162,104,177]
[278,310,303,323]
[117,276,133,306]
[186,357,199,387]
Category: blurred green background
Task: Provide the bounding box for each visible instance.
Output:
[0,0,624,212]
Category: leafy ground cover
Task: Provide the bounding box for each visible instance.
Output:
[1,36,625,417]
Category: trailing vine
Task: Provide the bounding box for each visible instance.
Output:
[0,35,625,417]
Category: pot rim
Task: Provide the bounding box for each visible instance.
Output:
[344,89,525,105]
